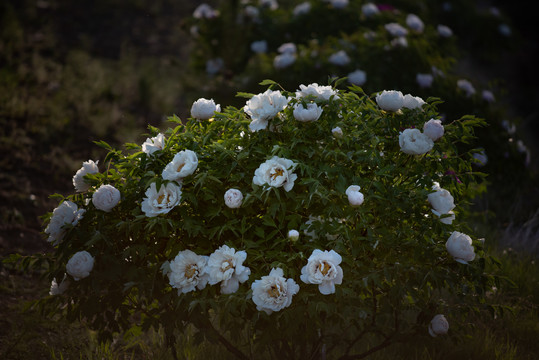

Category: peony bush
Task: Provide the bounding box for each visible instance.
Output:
[36,80,495,358]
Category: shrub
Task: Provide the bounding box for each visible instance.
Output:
[34,80,496,359]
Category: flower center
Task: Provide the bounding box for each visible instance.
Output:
[270,168,284,180]
[157,194,165,204]
[318,261,331,276]
[177,163,185,172]
[267,284,282,298]
[221,260,234,272]
[185,264,198,279]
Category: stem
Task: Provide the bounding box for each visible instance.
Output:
[203,318,250,360]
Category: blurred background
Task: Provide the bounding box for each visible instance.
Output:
[1,0,537,257]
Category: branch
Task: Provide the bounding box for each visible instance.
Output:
[204,318,250,360]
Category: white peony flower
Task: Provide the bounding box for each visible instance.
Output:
[482,90,495,103]
[72,160,99,192]
[49,275,69,295]
[253,156,298,192]
[45,200,86,245]
[345,185,364,206]
[437,24,453,37]
[403,94,426,109]
[293,2,311,16]
[260,0,278,10]
[429,314,449,337]
[193,4,219,19]
[428,182,455,214]
[300,249,343,295]
[66,251,94,281]
[406,14,424,32]
[168,250,209,294]
[251,40,268,53]
[398,128,434,155]
[376,90,404,112]
[332,126,343,138]
[207,245,251,294]
[273,52,296,69]
[446,231,476,264]
[296,83,339,101]
[277,42,296,54]
[390,36,408,48]
[244,89,289,132]
[293,103,323,122]
[472,149,488,166]
[457,79,476,97]
[224,188,243,208]
[288,229,300,241]
[423,119,444,141]
[432,209,455,224]
[330,0,349,9]
[328,50,350,66]
[142,133,165,155]
[348,69,367,86]
[244,5,260,19]
[416,73,434,88]
[251,268,299,315]
[162,150,198,182]
[498,23,511,37]
[92,184,121,212]
[190,98,221,120]
[385,23,408,37]
[362,3,379,17]
[141,182,182,217]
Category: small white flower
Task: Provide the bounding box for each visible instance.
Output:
[224,188,243,208]
[142,134,165,155]
[141,182,182,217]
[385,23,408,37]
[403,94,425,109]
[193,4,219,19]
[398,128,434,155]
[328,50,350,66]
[206,58,224,75]
[162,150,198,182]
[432,209,455,224]
[423,119,444,141]
[260,0,278,10]
[207,245,251,294]
[332,126,343,138]
[253,156,297,192]
[437,24,453,37]
[348,69,367,86]
[72,160,99,192]
[300,249,343,295]
[406,14,424,33]
[288,229,300,241]
[390,37,408,48]
[293,2,311,16]
[251,268,299,314]
[428,182,455,214]
[244,5,260,19]
[498,23,511,37]
[293,103,323,122]
[457,79,476,97]
[66,251,94,281]
[446,231,476,264]
[49,275,69,295]
[190,98,221,120]
[45,200,86,245]
[251,40,268,53]
[362,3,379,17]
[92,184,121,212]
[429,314,449,337]
[244,89,289,132]
[168,250,209,294]
[345,185,364,206]
[376,90,404,112]
[296,83,339,101]
[416,73,434,88]
[273,52,296,69]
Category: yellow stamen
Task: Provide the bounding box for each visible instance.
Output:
[270,168,284,180]
[185,264,197,279]
[177,163,185,172]
[267,284,281,298]
[318,261,331,276]
[157,194,165,204]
